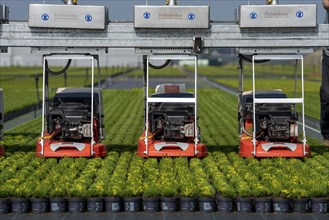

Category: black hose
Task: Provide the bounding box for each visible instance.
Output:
[239,54,270,64]
[45,59,72,75]
[149,60,171,69]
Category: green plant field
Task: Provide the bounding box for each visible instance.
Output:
[0,66,128,77]
[0,150,328,199]
[215,78,320,120]
[127,67,187,78]
[193,63,319,80]
[0,89,329,198]
[0,67,130,114]
[1,88,328,199]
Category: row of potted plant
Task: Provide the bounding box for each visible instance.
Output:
[0,151,329,214]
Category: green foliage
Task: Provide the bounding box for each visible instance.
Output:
[0,66,131,114]
[33,184,49,198]
[143,183,160,197]
[107,184,124,198]
[198,183,216,198]
[0,88,329,199]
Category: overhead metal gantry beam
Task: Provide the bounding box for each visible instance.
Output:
[0,22,328,50]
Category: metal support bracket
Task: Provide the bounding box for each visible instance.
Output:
[0,5,9,24]
[237,47,314,55]
[193,37,203,54]
[1,23,328,49]
[31,47,108,54]
[0,47,8,53]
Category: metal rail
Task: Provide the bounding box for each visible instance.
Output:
[1,22,328,49]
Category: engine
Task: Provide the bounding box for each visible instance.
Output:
[46,88,102,142]
[256,110,297,141]
[48,102,92,141]
[149,102,195,141]
[240,90,298,141]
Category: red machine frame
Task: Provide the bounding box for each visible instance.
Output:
[36,54,107,157]
[137,55,207,158]
[238,54,311,158]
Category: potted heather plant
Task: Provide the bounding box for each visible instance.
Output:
[12,181,32,214]
[0,182,12,214]
[290,187,310,213]
[143,183,160,212]
[252,184,272,213]
[105,183,124,213]
[179,181,198,212]
[236,182,253,213]
[31,183,49,213]
[49,183,68,213]
[85,183,105,213]
[309,184,328,214]
[216,184,236,213]
[160,183,178,212]
[271,187,291,214]
[198,183,216,213]
[122,184,142,213]
[67,182,87,213]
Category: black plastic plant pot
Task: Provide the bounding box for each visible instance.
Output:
[236,197,253,213]
[49,197,67,213]
[11,198,30,214]
[254,198,272,213]
[124,197,141,212]
[105,197,122,213]
[0,198,11,214]
[179,197,197,212]
[272,198,290,214]
[143,197,159,212]
[68,197,85,213]
[161,197,177,212]
[31,198,49,213]
[292,198,309,213]
[198,197,216,213]
[310,198,328,214]
[86,197,104,213]
[215,196,234,212]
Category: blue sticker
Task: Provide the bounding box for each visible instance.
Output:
[85,14,93,22]
[143,12,151,19]
[296,10,304,18]
[250,12,257,19]
[41,13,49,21]
[188,13,196,20]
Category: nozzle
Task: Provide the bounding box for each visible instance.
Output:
[63,0,77,5]
[166,0,177,6]
[266,0,279,5]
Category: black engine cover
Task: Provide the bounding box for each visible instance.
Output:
[240,90,297,141]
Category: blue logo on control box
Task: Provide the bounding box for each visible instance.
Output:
[41,13,49,21]
[250,12,257,19]
[143,12,151,19]
[188,13,196,20]
[85,14,93,22]
[296,11,304,18]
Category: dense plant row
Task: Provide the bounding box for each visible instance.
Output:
[0,151,328,199]
[1,88,328,204]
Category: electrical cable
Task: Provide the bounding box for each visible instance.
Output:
[149,60,171,69]
[238,54,270,64]
[45,59,72,75]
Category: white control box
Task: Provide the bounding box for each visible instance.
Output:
[29,4,106,29]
